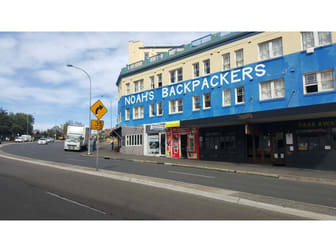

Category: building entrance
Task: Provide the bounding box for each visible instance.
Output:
[180,134,188,158]
[160,133,166,155]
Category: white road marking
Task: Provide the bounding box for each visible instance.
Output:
[66,158,88,162]
[168,170,215,179]
[45,191,107,215]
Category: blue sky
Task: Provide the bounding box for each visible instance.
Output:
[0,32,209,130]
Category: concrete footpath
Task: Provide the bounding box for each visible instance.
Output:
[88,142,336,187]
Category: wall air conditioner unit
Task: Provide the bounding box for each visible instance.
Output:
[306,47,314,54]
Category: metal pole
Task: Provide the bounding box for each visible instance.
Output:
[67,64,92,155]
[96,129,99,171]
[26,114,28,135]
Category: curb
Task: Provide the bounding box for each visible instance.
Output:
[81,152,336,187]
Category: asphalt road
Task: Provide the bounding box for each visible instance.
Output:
[0,155,301,220]
[2,142,336,209]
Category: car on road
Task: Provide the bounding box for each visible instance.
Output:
[37,138,48,145]
[15,137,24,143]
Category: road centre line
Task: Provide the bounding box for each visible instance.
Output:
[45,191,107,215]
[168,170,215,179]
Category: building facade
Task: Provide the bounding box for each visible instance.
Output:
[116,32,336,169]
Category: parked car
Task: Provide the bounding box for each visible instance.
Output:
[47,137,54,143]
[37,138,48,145]
[15,137,24,143]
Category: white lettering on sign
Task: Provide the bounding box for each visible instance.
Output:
[125,64,266,106]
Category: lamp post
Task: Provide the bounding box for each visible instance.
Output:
[67,64,92,155]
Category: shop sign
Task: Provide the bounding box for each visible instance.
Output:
[125,64,266,106]
[298,120,336,128]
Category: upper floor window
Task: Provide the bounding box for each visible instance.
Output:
[170,68,183,84]
[134,79,144,93]
[125,108,130,120]
[133,106,144,119]
[235,49,244,67]
[259,78,285,101]
[301,32,332,49]
[222,53,230,71]
[157,102,163,116]
[125,83,130,95]
[150,76,155,89]
[192,95,200,111]
[222,89,231,107]
[144,52,149,60]
[235,86,245,104]
[303,69,335,94]
[157,73,162,87]
[259,38,283,60]
[193,63,200,78]
[169,98,183,114]
[149,104,155,117]
[203,59,210,75]
[203,93,211,109]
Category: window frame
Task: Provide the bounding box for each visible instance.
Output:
[303,69,335,95]
[169,98,183,114]
[235,86,245,105]
[133,106,144,120]
[258,37,283,61]
[125,108,130,121]
[203,59,211,75]
[170,68,183,84]
[222,53,230,71]
[126,134,143,146]
[157,73,163,87]
[157,102,163,116]
[149,103,155,117]
[192,95,200,111]
[193,62,200,78]
[301,32,332,50]
[235,49,244,67]
[259,78,285,101]
[125,83,130,95]
[134,79,144,93]
[203,92,211,109]
[222,88,231,107]
[150,76,155,89]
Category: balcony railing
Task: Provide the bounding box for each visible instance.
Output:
[122,32,233,74]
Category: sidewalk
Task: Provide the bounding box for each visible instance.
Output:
[86,142,336,186]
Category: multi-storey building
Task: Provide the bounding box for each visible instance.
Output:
[116,32,336,170]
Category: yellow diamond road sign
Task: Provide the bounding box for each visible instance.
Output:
[91,99,107,119]
[91,120,104,130]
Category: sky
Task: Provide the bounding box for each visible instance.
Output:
[0,32,209,131]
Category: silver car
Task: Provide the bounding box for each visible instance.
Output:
[37,138,48,145]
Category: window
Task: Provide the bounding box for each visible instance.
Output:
[144,52,149,60]
[301,32,332,49]
[259,78,285,101]
[133,106,144,119]
[203,93,211,109]
[126,134,143,146]
[235,86,245,104]
[222,53,230,70]
[169,98,183,114]
[125,83,130,95]
[170,68,183,84]
[157,102,163,116]
[259,38,283,60]
[222,89,231,107]
[134,80,144,93]
[235,49,244,67]
[192,95,200,111]
[125,108,130,120]
[193,63,200,78]
[149,104,155,117]
[150,76,155,89]
[188,135,195,152]
[157,74,162,87]
[203,59,210,75]
[303,69,335,94]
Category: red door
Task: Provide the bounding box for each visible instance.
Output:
[172,134,180,159]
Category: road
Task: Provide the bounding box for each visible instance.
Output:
[2,142,336,209]
[0,154,302,220]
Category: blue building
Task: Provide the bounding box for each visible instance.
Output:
[116,32,336,169]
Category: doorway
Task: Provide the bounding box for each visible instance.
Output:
[181,134,188,158]
[160,133,166,155]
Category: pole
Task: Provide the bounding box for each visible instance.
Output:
[67,64,92,155]
[96,121,99,171]
[26,114,28,135]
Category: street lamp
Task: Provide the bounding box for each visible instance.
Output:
[67,64,92,155]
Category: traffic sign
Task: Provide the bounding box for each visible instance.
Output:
[91,120,104,130]
[91,99,108,119]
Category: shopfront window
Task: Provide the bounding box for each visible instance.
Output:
[148,134,159,154]
[174,137,178,154]
[297,128,328,151]
[188,135,195,152]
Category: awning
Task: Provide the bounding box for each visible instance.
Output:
[165,121,180,128]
